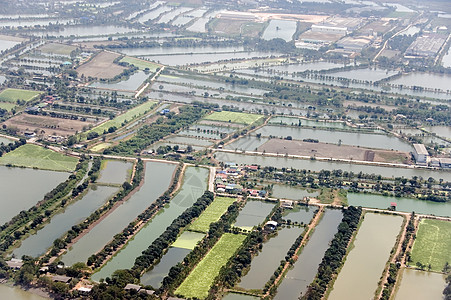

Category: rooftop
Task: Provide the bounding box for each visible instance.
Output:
[413,144,428,155]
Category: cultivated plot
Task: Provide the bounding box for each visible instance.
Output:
[204,111,262,125]
[0,144,78,172]
[189,196,236,233]
[0,88,41,103]
[175,233,246,299]
[411,219,451,272]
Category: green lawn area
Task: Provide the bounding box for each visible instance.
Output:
[175,233,246,299]
[0,144,78,172]
[411,219,451,272]
[0,102,17,111]
[171,231,205,250]
[0,88,42,103]
[190,197,236,233]
[86,101,157,136]
[120,56,160,71]
[91,143,112,152]
[203,111,262,125]
[39,43,76,55]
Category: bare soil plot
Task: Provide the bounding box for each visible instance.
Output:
[258,138,410,164]
[76,51,126,79]
[3,114,95,137]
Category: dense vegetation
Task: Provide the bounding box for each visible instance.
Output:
[104,106,206,155]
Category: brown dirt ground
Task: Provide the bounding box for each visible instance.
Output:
[76,51,126,79]
[257,138,410,164]
[3,114,95,137]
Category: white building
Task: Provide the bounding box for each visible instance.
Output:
[413,144,428,164]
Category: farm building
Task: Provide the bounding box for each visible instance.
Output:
[52,275,71,283]
[439,158,451,169]
[405,34,446,58]
[6,258,23,269]
[124,284,141,292]
[336,36,373,52]
[412,144,429,164]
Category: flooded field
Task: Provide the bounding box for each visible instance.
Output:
[347,193,451,217]
[60,161,176,266]
[394,269,446,300]
[13,186,118,258]
[262,20,297,42]
[214,152,451,182]
[97,160,132,185]
[329,213,403,300]
[275,209,343,299]
[272,184,319,200]
[233,200,275,230]
[423,125,451,140]
[91,166,208,281]
[254,125,412,152]
[0,285,45,300]
[238,227,302,290]
[225,135,269,151]
[0,166,69,225]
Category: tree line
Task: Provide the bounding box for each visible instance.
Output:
[104,106,206,155]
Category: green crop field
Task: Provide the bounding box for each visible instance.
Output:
[175,233,246,299]
[411,219,451,272]
[39,43,76,55]
[190,197,236,233]
[171,231,205,250]
[0,102,17,111]
[203,111,262,125]
[0,88,42,103]
[120,56,160,71]
[86,101,157,136]
[0,144,78,172]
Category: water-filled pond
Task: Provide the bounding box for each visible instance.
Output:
[394,268,446,300]
[275,209,343,299]
[0,166,69,225]
[238,227,302,289]
[97,160,132,185]
[90,71,149,91]
[347,193,451,217]
[262,20,297,42]
[282,205,316,224]
[13,186,118,258]
[389,72,451,91]
[140,246,191,287]
[91,166,208,281]
[329,213,403,300]
[233,200,275,230]
[37,25,136,37]
[60,161,176,266]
